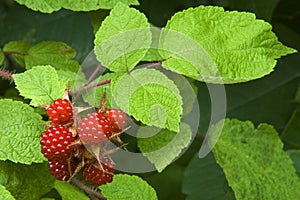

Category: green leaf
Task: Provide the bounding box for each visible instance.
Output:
[160,6,296,84]
[0,184,15,200]
[54,180,89,200]
[138,123,192,172]
[0,99,45,164]
[281,107,300,148]
[112,68,182,132]
[183,153,235,200]
[13,65,67,106]
[0,161,55,200]
[0,50,4,66]
[82,73,114,107]
[15,0,139,13]
[287,150,300,177]
[142,26,164,62]
[210,119,300,200]
[24,41,79,72]
[94,3,151,72]
[3,41,31,67]
[99,174,158,200]
[56,69,86,91]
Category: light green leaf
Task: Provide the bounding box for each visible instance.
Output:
[183,153,234,200]
[0,50,4,66]
[112,68,182,132]
[0,161,55,200]
[0,99,45,164]
[24,41,79,72]
[99,174,157,200]
[3,41,31,67]
[138,123,192,172]
[94,3,151,72]
[13,65,67,106]
[160,6,296,84]
[15,0,139,13]
[83,73,114,107]
[54,180,89,200]
[210,119,300,200]
[0,184,15,200]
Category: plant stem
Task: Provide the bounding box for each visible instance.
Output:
[87,64,103,85]
[144,61,162,69]
[0,69,14,83]
[71,177,106,200]
[4,51,28,56]
[69,79,111,95]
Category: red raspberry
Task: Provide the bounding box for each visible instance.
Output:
[77,112,111,144]
[48,159,77,181]
[105,109,127,132]
[83,157,115,186]
[46,99,73,124]
[40,125,75,160]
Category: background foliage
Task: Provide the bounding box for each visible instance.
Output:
[0,0,300,199]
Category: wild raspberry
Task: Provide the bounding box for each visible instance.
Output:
[46,98,73,124]
[82,158,115,186]
[105,109,127,132]
[48,159,77,181]
[40,125,75,160]
[77,112,111,144]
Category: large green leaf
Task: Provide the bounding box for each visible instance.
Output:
[160,6,296,84]
[112,68,182,132]
[183,152,235,200]
[15,0,139,13]
[13,65,67,106]
[210,119,300,200]
[94,3,151,72]
[0,161,55,200]
[54,181,89,200]
[0,99,45,164]
[99,174,158,200]
[137,123,192,172]
[24,41,79,72]
[0,184,15,200]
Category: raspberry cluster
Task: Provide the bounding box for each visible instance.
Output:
[40,98,126,186]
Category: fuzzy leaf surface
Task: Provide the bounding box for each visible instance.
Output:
[160,6,296,83]
[112,68,182,132]
[94,3,151,72]
[99,174,157,200]
[13,65,67,106]
[138,123,192,172]
[0,99,45,164]
[210,119,300,200]
[15,0,139,13]
[0,161,55,200]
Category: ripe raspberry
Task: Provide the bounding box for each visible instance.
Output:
[105,109,127,132]
[83,158,115,186]
[77,112,111,144]
[40,125,75,160]
[48,159,77,181]
[46,98,73,124]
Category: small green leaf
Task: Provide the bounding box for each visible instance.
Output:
[3,41,31,67]
[0,161,55,200]
[0,184,15,200]
[112,68,182,132]
[0,50,4,66]
[54,180,89,200]
[13,65,67,106]
[0,99,45,164]
[210,119,300,200]
[160,6,296,84]
[183,153,234,200]
[82,73,114,107]
[94,3,151,72]
[24,41,79,72]
[138,123,192,172]
[99,174,158,200]
[15,0,139,13]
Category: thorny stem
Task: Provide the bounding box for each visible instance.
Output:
[0,68,14,83]
[69,79,111,95]
[144,61,162,69]
[87,64,103,85]
[71,177,106,200]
